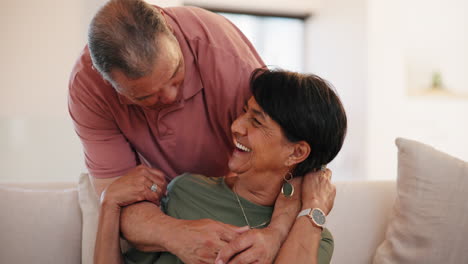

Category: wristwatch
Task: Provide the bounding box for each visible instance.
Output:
[297,208,326,229]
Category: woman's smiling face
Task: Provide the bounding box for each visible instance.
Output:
[228,97,294,178]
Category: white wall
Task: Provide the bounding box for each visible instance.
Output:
[404,0,468,94]
[0,0,107,182]
[298,0,468,181]
[366,0,468,180]
[305,0,368,180]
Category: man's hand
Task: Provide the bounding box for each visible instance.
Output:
[102,165,167,208]
[301,168,335,215]
[166,219,249,264]
[215,226,281,264]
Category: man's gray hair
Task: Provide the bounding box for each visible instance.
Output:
[88,0,168,83]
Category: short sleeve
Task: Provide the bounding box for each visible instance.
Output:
[318,228,334,264]
[124,248,160,264]
[68,62,138,179]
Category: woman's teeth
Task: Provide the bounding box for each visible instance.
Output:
[235,141,252,152]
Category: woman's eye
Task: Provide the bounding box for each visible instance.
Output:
[250,118,261,126]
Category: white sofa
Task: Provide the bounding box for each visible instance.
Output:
[0,179,396,264]
[2,138,467,264]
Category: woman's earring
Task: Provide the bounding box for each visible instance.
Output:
[281,172,294,198]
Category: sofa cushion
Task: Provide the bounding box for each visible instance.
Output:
[328,180,396,264]
[373,138,468,264]
[0,183,82,264]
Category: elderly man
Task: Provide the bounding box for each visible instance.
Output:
[69,0,300,263]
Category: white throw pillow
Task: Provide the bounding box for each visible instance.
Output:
[373,138,468,264]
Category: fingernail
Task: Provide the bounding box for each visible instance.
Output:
[216,260,224,264]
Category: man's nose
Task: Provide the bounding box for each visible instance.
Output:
[161,86,178,103]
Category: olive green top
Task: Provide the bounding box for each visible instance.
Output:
[124,173,334,264]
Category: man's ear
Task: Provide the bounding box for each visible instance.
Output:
[286,141,311,166]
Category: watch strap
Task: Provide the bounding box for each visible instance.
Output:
[297,208,312,218]
[297,208,326,229]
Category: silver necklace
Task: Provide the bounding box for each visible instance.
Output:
[232,185,269,229]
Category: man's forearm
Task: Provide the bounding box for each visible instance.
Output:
[120,201,176,252]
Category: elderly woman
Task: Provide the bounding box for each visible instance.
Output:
[95,68,347,264]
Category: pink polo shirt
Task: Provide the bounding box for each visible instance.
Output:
[68,6,264,180]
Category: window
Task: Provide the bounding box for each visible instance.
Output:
[218,12,305,72]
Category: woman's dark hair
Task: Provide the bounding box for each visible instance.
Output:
[250,68,347,176]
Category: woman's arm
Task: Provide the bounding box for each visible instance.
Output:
[93,166,167,264]
[94,201,124,264]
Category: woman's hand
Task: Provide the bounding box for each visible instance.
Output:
[100,165,168,209]
[301,168,336,215]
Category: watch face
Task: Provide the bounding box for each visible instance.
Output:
[312,209,326,226]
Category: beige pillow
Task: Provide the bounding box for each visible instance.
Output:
[78,173,100,264]
[373,138,468,264]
